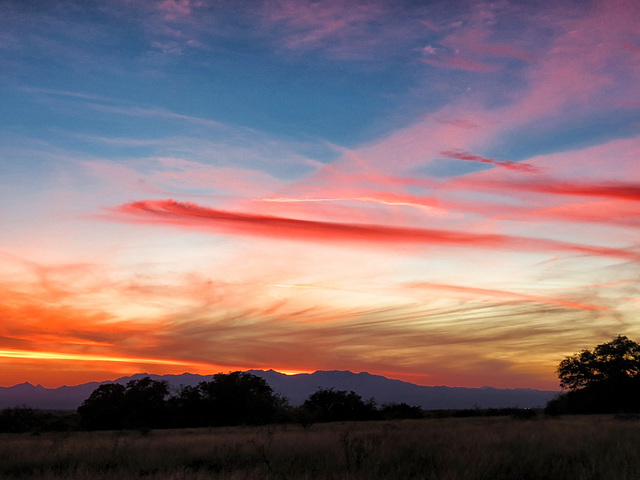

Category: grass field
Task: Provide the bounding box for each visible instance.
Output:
[1,415,639,479]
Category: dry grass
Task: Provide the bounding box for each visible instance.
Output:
[1,415,639,479]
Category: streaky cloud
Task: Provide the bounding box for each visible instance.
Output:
[441,149,540,173]
[261,193,444,214]
[110,199,640,261]
[406,282,610,312]
[472,178,640,201]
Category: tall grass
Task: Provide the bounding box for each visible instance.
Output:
[1,415,639,479]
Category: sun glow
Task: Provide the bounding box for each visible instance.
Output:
[274,369,316,376]
[0,349,235,370]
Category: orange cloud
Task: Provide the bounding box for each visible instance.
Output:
[0,254,621,391]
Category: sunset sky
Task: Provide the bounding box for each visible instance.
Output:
[1,0,640,390]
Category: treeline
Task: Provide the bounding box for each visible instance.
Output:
[76,371,424,431]
[0,407,78,433]
[0,372,424,433]
[1,372,549,433]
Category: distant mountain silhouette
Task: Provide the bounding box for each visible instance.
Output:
[0,370,559,410]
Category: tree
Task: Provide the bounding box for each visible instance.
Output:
[0,407,41,433]
[78,377,170,430]
[380,402,423,420]
[547,335,640,414]
[302,388,377,422]
[122,377,170,429]
[196,371,286,426]
[78,383,126,430]
[169,384,206,427]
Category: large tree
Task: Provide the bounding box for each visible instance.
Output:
[302,388,377,422]
[547,335,640,414]
[193,371,286,426]
[78,377,169,430]
[78,383,126,430]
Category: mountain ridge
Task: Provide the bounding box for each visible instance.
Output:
[0,370,559,410]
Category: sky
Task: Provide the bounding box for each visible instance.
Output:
[1,0,639,390]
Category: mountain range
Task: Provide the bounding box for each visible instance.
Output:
[0,370,560,411]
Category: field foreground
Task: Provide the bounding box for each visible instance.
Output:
[1,415,639,479]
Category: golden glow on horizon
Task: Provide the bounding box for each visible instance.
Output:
[0,349,233,370]
[276,369,315,376]
[0,349,314,380]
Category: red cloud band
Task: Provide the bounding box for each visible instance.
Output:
[111,199,640,261]
[503,180,640,201]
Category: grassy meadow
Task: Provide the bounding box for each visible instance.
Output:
[1,415,640,479]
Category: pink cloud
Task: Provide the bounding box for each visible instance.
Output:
[524,201,640,227]
[468,178,640,202]
[109,199,640,262]
[264,0,384,50]
[504,3,640,122]
[259,0,427,60]
[156,0,193,21]
[420,19,443,32]
[379,2,639,178]
[419,3,532,75]
[441,150,540,173]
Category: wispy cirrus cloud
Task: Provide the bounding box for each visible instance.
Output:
[405,282,610,312]
[419,2,533,73]
[89,104,224,129]
[0,248,627,389]
[262,0,382,50]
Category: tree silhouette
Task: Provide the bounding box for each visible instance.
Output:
[196,371,285,426]
[78,378,169,430]
[78,372,285,430]
[546,335,640,414]
[122,377,170,429]
[169,384,206,427]
[302,388,377,422]
[78,383,126,430]
[380,402,424,420]
[0,407,41,433]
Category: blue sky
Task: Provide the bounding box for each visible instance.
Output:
[1,0,640,389]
